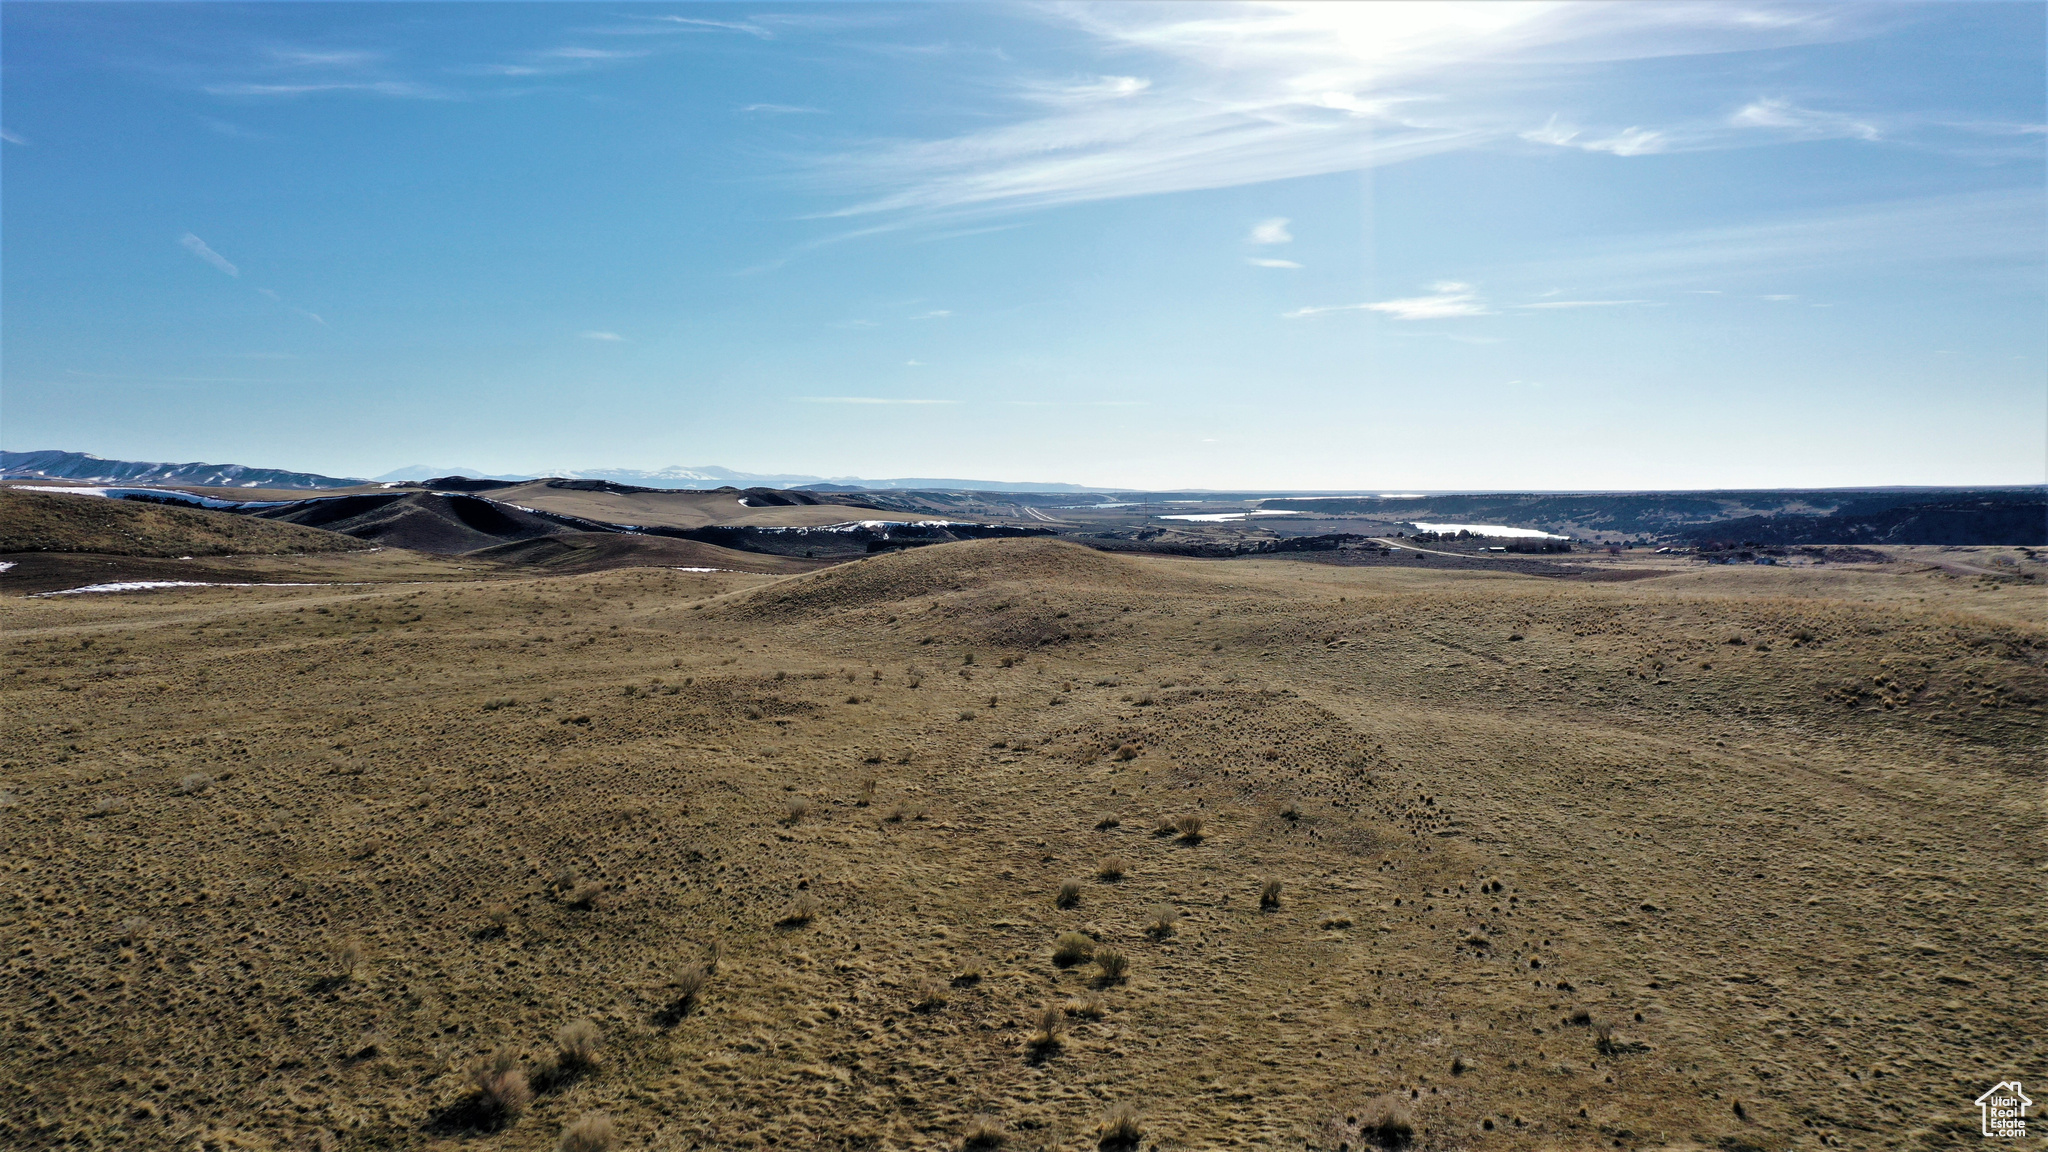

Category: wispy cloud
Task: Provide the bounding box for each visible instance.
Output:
[742,103,825,115]
[643,15,777,39]
[579,331,626,341]
[270,49,383,68]
[1023,74,1151,104]
[797,396,957,405]
[1248,257,1302,269]
[1504,189,2043,288]
[179,233,239,277]
[205,80,447,99]
[1731,98,1879,142]
[0,128,27,146]
[1249,217,1292,245]
[542,46,645,61]
[1288,281,1490,321]
[815,3,1861,221]
[1513,298,1651,309]
[909,309,952,320]
[1522,116,1667,156]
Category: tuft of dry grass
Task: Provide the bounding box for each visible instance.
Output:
[1114,743,1140,761]
[1360,1098,1415,1147]
[330,938,365,981]
[177,773,213,795]
[913,978,949,1010]
[1175,813,1206,842]
[469,1050,532,1123]
[779,891,823,926]
[1259,878,1283,910]
[90,796,131,817]
[555,1018,603,1070]
[1096,856,1126,881]
[1098,1103,1143,1149]
[857,778,877,806]
[1093,946,1129,984]
[783,796,811,825]
[1026,1004,1065,1051]
[1322,912,1355,930]
[954,956,987,984]
[883,800,924,823]
[962,1113,1008,1149]
[1055,878,1083,908]
[565,881,607,910]
[1143,905,1179,938]
[1066,990,1107,1019]
[118,915,151,944]
[1151,815,1179,837]
[1052,931,1096,966]
[673,961,709,1009]
[555,1111,615,1152]
[1094,814,1121,830]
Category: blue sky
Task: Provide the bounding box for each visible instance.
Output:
[3,1,2043,489]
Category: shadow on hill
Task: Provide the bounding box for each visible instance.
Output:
[465,532,826,575]
[251,493,574,554]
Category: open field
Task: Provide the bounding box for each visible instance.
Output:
[2,537,2042,1152]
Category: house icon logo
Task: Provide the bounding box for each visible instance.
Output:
[1976,1081,2031,1138]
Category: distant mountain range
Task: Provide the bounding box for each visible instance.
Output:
[373,463,1098,493]
[4,450,1098,493]
[2,449,368,490]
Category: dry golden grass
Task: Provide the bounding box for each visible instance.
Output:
[1051,930,1096,966]
[554,1110,615,1152]
[3,538,2041,1151]
[961,1112,1007,1149]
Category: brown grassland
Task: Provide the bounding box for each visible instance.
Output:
[2,535,2042,1152]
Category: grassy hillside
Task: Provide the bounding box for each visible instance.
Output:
[0,488,368,557]
[1,543,2040,1151]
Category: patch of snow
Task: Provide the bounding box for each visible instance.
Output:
[1409,521,1567,539]
[1157,510,1308,523]
[35,580,370,597]
[753,520,975,534]
[14,485,310,510]
[672,567,724,573]
[0,561,15,573]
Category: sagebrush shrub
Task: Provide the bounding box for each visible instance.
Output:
[469,1050,532,1122]
[1098,1103,1142,1149]
[1027,1005,1064,1051]
[1097,856,1126,881]
[555,1018,602,1069]
[1144,905,1179,938]
[555,1111,615,1152]
[780,892,822,926]
[1051,931,1095,966]
[1093,947,1129,983]
[962,1113,1008,1149]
